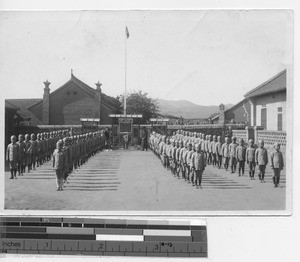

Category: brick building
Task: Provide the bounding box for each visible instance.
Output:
[6,72,121,126]
[212,69,286,131]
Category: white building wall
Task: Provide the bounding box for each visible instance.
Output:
[255,92,286,131]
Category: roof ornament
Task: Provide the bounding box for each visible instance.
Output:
[43,80,51,89]
[95,81,102,91]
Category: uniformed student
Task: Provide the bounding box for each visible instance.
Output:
[169,140,176,175]
[246,139,256,180]
[6,135,19,179]
[175,141,182,178]
[52,140,65,191]
[215,136,223,169]
[222,137,230,171]
[24,134,32,173]
[179,140,187,180]
[229,136,238,173]
[191,143,206,189]
[62,137,70,184]
[255,140,268,183]
[36,133,43,167]
[270,143,284,188]
[29,133,38,170]
[17,134,26,175]
[211,135,217,167]
[236,138,246,176]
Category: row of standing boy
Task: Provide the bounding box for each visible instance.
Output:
[149,130,284,189]
[6,130,106,191]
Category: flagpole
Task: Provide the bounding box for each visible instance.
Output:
[124,26,127,116]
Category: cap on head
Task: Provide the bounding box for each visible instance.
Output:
[56,140,63,147]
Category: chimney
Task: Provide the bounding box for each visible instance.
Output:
[219,103,225,125]
[95,81,102,122]
[42,80,51,124]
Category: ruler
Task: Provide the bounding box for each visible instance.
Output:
[0,216,207,257]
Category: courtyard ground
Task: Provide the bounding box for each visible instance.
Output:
[5,148,286,211]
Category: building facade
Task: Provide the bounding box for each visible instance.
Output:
[212,69,286,131]
[245,69,286,131]
[6,73,121,126]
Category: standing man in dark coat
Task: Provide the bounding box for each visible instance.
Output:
[140,127,148,151]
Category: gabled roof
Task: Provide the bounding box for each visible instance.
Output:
[5,100,20,110]
[211,99,247,121]
[28,73,120,111]
[244,69,286,99]
[6,98,44,124]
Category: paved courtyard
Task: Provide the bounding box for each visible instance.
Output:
[5,149,286,211]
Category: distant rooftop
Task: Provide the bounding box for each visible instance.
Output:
[244,69,286,99]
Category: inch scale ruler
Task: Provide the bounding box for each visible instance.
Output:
[0,216,207,257]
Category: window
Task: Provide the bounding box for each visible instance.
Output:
[278,107,282,112]
[278,113,283,131]
[261,108,267,129]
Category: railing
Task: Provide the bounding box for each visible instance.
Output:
[232,129,247,141]
[167,124,246,130]
[257,130,287,146]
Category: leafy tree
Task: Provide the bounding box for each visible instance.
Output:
[117,90,160,123]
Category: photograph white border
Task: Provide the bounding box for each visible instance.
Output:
[0,1,299,262]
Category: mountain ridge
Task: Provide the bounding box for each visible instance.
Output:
[157,98,234,119]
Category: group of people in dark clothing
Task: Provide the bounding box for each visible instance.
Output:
[6,129,109,191]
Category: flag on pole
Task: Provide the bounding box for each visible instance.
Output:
[126,26,130,39]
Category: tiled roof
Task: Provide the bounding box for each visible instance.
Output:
[244,69,286,99]
[28,73,120,111]
[6,99,43,124]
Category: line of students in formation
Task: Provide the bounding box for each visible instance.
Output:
[6,130,106,191]
[149,130,284,189]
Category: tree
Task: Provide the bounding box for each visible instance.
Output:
[117,90,160,123]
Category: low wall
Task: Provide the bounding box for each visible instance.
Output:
[257,130,287,147]
[232,129,247,142]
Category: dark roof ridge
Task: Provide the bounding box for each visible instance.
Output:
[244,69,286,98]
[6,98,42,102]
[5,100,20,110]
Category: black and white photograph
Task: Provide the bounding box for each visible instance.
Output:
[1,10,293,213]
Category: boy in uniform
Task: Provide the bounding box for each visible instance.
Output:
[246,139,256,180]
[215,136,223,169]
[52,140,65,191]
[270,143,284,188]
[29,133,38,170]
[24,134,32,173]
[36,133,43,167]
[185,143,194,182]
[17,134,26,175]
[255,140,268,183]
[229,136,238,173]
[211,135,217,167]
[236,138,246,176]
[191,144,206,189]
[222,137,230,171]
[6,135,19,179]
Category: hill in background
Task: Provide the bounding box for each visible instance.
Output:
[157,99,233,119]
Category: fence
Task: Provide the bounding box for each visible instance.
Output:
[167,123,246,130]
[257,130,287,147]
[232,129,247,142]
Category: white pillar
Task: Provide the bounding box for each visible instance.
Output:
[248,99,256,127]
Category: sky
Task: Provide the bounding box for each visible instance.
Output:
[0,10,293,106]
